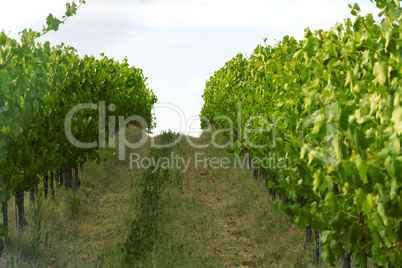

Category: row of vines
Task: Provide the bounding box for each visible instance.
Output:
[0,0,157,253]
[201,0,401,266]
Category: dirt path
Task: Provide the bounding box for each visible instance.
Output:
[152,135,312,267]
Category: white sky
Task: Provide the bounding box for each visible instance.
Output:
[1,0,381,136]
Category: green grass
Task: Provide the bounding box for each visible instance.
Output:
[2,126,329,267]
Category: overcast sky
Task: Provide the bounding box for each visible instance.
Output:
[1,0,381,136]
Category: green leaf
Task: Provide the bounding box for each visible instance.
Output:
[321,244,336,265]
[0,71,11,95]
[353,3,361,12]
[344,70,353,87]
[391,107,402,135]
[355,156,368,184]
[65,2,78,17]
[373,61,388,85]
[20,29,37,46]
[378,203,389,226]
[1,126,10,134]
[0,32,7,47]
[374,41,384,52]
[46,14,64,31]
[384,156,396,179]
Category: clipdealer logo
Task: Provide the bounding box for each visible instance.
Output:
[64,101,338,167]
[129,152,286,173]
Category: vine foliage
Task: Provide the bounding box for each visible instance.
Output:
[201,1,402,266]
[0,1,157,236]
